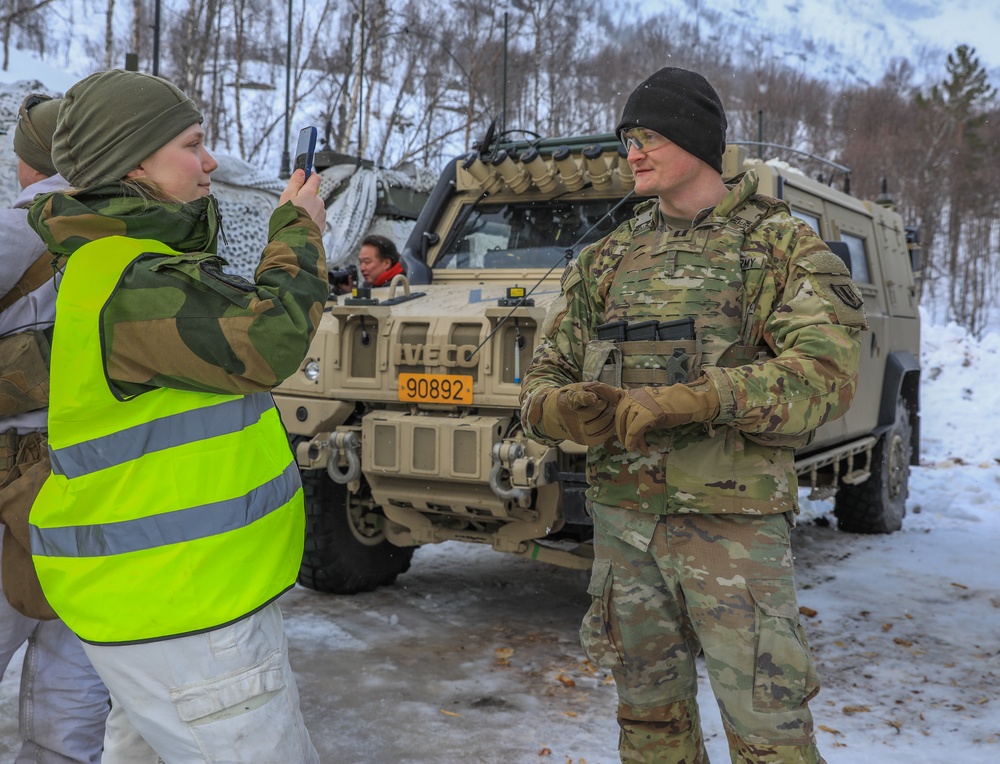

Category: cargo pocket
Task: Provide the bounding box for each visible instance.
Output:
[173,647,313,761]
[579,558,624,669]
[171,648,287,726]
[747,579,819,712]
[0,331,50,416]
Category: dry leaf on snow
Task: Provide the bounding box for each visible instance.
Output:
[842,705,871,714]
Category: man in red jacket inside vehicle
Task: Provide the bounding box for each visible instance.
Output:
[358,234,404,287]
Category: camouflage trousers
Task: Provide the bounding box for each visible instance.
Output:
[581,511,825,764]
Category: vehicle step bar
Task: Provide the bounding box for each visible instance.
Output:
[795,435,878,499]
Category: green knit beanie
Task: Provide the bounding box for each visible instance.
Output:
[52,69,203,188]
[13,94,61,177]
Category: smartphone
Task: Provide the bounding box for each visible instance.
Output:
[294,126,318,179]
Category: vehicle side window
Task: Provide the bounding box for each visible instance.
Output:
[840,232,871,283]
[792,209,822,237]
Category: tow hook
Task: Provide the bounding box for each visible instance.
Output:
[326,430,361,485]
[490,441,528,501]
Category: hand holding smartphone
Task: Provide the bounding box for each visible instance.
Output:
[281,125,325,231]
[294,126,318,180]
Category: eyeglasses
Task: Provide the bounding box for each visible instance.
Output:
[17,93,53,149]
[620,126,670,154]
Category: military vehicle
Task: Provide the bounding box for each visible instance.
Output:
[273,132,921,594]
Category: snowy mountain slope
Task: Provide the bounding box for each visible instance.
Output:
[641,0,1000,85]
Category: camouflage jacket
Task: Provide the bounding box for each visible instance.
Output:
[519,171,866,516]
[27,184,327,397]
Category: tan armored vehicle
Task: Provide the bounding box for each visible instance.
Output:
[273,134,921,594]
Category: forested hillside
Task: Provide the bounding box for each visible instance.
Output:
[2,0,997,333]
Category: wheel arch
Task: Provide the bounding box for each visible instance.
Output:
[878,350,920,466]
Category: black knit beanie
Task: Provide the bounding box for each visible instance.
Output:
[615,67,727,173]
[52,69,203,188]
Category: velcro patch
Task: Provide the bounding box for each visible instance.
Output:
[559,260,582,291]
[808,250,852,276]
[817,276,867,328]
[831,282,864,311]
[541,293,568,338]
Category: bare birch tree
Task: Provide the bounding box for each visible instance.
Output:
[1,0,59,70]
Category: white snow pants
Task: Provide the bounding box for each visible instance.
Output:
[81,601,319,764]
[0,548,109,764]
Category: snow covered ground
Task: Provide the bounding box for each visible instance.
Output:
[785,318,1000,763]
[1,13,999,761]
[1,311,997,762]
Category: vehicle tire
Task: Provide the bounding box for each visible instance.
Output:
[297,470,414,594]
[834,398,912,534]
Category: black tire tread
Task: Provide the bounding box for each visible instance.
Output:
[297,470,414,594]
[834,399,912,534]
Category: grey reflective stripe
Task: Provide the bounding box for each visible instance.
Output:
[49,394,275,480]
[30,459,300,558]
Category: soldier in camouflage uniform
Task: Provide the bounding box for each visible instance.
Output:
[519,68,867,764]
[25,70,327,763]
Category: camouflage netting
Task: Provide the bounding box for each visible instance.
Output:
[0,80,45,206]
[0,80,435,282]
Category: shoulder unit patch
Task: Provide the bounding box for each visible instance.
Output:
[831,282,864,311]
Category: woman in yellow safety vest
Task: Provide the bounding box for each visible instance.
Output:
[26,69,327,763]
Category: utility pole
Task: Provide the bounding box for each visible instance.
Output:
[358,0,365,161]
[757,110,763,159]
[502,10,509,137]
[152,0,161,76]
[281,0,293,177]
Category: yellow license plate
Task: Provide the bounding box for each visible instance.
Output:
[398,373,474,404]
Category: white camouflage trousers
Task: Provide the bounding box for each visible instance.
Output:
[0,544,109,764]
[81,601,319,764]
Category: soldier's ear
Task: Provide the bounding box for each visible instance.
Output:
[125,165,146,179]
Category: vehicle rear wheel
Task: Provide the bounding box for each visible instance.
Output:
[834,398,912,534]
[297,470,414,594]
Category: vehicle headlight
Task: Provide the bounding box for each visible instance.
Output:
[303,360,321,381]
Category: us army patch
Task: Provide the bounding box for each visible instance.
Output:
[831,282,863,310]
[827,281,868,328]
[740,254,766,270]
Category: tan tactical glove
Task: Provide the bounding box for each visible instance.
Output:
[529,381,623,446]
[614,376,720,452]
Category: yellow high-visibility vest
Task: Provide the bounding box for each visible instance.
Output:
[30,236,304,644]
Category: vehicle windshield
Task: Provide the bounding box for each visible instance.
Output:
[433,197,635,269]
